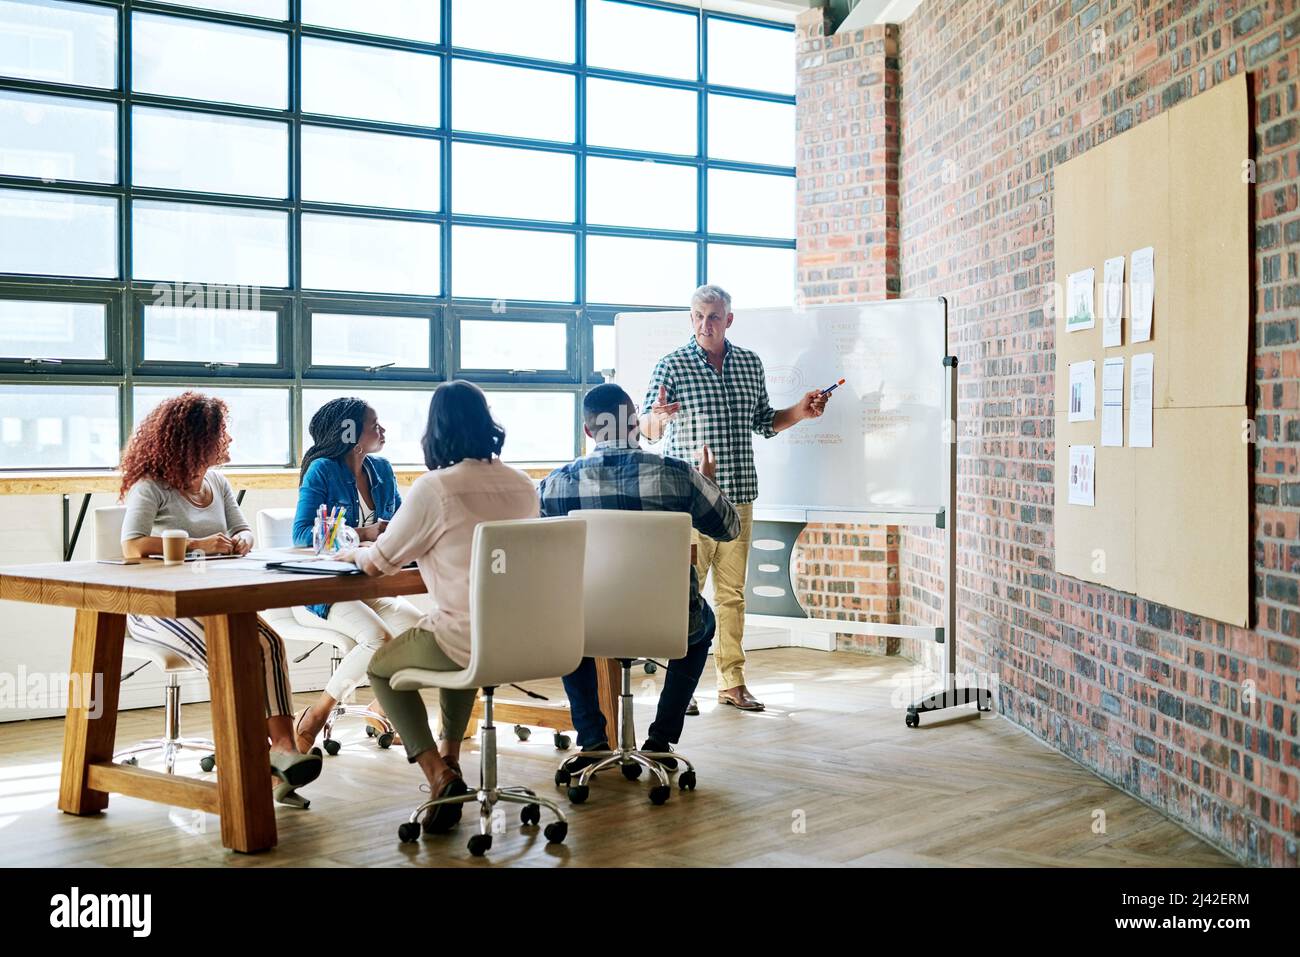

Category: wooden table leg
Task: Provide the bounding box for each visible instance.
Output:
[595,657,623,749]
[59,610,125,816]
[205,612,276,853]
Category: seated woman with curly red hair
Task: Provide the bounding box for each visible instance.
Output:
[118,391,322,807]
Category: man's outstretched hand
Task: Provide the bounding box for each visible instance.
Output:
[648,384,681,439]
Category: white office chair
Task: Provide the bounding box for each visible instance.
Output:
[255,508,398,752]
[555,510,696,805]
[391,517,586,856]
[94,506,217,775]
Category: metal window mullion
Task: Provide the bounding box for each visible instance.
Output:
[289,0,303,465]
[440,0,453,380]
[119,1,134,454]
[575,0,588,391]
[697,5,708,288]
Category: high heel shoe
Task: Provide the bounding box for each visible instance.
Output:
[273,781,310,809]
[270,748,322,789]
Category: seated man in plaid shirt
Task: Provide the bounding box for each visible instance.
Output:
[538,383,740,765]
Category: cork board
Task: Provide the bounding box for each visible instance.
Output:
[1053,72,1250,626]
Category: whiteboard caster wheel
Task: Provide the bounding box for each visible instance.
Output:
[905,712,920,728]
[199,755,216,773]
[553,732,571,750]
[514,724,531,741]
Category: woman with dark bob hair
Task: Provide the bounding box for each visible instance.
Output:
[119,392,322,807]
[335,381,538,829]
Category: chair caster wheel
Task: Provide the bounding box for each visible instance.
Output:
[555,768,571,786]
[376,732,395,750]
[905,712,920,728]
[467,834,492,856]
[567,785,589,804]
[514,724,530,741]
[122,756,139,767]
[621,762,642,781]
[397,822,420,843]
[643,661,657,674]
[544,821,567,844]
[199,755,216,772]
[554,732,571,750]
[365,724,377,738]
[520,803,541,826]
[323,738,342,755]
[678,770,696,791]
[648,785,671,805]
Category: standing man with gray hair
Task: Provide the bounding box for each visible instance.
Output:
[641,284,831,711]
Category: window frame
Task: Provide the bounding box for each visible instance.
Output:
[452,303,579,385]
[301,296,443,382]
[0,0,796,471]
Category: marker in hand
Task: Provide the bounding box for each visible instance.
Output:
[820,377,846,395]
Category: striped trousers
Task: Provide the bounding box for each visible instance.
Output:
[125,614,294,718]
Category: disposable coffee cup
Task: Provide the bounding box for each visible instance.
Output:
[161,529,188,565]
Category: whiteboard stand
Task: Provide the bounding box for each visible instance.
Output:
[743,353,993,726]
[902,355,993,727]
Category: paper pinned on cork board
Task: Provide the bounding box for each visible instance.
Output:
[1068,359,1096,423]
[1130,246,1154,342]
[1102,256,1125,347]
[1130,352,1154,447]
[1101,357,1124,447]
[1068,445,1095,506]
[1067,268,1095,331]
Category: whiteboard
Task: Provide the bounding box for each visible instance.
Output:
[615,299,949,514]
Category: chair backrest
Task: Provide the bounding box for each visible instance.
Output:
[93,506,128,562]
[570,509,691,660]
[461,517,586,689]
[256,508,295,548]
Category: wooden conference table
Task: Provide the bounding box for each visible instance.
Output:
[1,542,695,853]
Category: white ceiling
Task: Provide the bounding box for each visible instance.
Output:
[837,0,926,28]
[693,0,926,26]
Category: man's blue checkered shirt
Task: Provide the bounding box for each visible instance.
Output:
[537,440,740,627]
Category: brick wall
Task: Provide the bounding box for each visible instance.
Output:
[793,1,1300,867]
[794,524,901,653]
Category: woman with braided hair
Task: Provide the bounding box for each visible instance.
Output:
[288,397,422,752]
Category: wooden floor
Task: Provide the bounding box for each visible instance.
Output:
[0,648,1234,867]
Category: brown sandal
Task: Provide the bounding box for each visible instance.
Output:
[292,708,318,753]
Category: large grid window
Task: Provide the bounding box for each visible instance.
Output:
[0,0,796,469]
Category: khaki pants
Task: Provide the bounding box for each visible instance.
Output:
[692,502,753,690]
[367,626,477,763]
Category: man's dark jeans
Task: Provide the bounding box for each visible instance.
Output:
[562,599,717,749]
